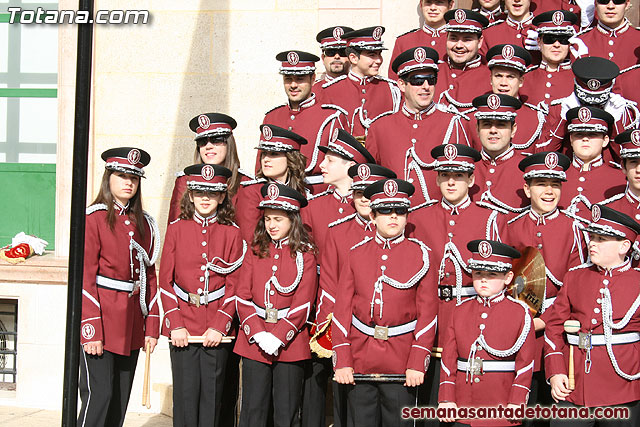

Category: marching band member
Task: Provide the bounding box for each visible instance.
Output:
[481,0,537,62]
[159,164,245,427]
[313,26,354,93]
[438,240,536,426]
[544,205,640,426]
[333,178,439,426]
[474,0,506,24]
[601,130,640,222]
[79,147,160,427]
[235,182,317,427]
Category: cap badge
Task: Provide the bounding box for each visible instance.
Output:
[631,130,640,146]
[357,164,371,181]
[201,164,215,181]
[587,79,601,91]
[262,125,273,141]
[333,27,344,41]
[372,26,383,41]
[478,241,493,258]
[287,51,300,66]
[592,205,601,223]
[414,47,427,63]
[545,152,559,170]
[501,45,515,61]
[127,149,141,165]
[578,107,592,123]
[444,144,458,160]
[267,183,280,200]
[455,9,467,24]
[487,94,501,110]
[383,179,398,197]
[330,128,339,143]
[552,11,564,26]
[198,114,211,130]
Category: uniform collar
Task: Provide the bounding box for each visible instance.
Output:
[528,207,559,225]
[348,70,373,86]
[441,196,471,215]
[597,19,630,37]
[447,54,482,71]
[114,200,129,215]
[506,13,534,30]
[572,154,603,172]
[272,236,290,249]
[355,212,375,231]
[479,5,504,21]
[290,93,316,111]
[476,289,506,307]
[329,185,353,203]
[375,231,405,249]
[481,145,515,165]
[422,23,445,37]
[194,211,218,227]
[625,186,640,209]
[597,258,631,277]
[324,74,335,84]
[401,102,437,120]
[540,59,572,72]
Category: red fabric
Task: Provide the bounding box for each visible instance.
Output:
[474,148,531,211]
[578,25,640,71]
[521,64,574,106]
[435,58,492,107]
[388,27,448,80]
[302,188,355,254]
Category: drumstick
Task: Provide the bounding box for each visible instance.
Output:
[169,336,236,344]
[142,341,151,408]
[340,373,406,383]
[564,320,581,391]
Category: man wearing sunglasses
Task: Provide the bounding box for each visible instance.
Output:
[520,10,578,105]
[575,0,640,70]
[313,26,354,94]
[258,50,347,194]
[367,46,472,208]
[388,0,454,80]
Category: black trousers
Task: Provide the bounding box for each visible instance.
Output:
[524,370,552,427]
[550,400,640,427]
[238,357,306,427]
[422,357,450,427]
[78,348,139,427]
[347,382,417,427]
[301,356,350,427]
[219,350,240,427]
[170,343,230,427]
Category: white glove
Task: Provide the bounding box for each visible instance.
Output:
[569,36,589,59]
[575,0,596,29]
[11,232,48,255]
[252,331,269,347]
[525,29,540,51]
[261,332,284,356]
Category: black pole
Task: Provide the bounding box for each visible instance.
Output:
[61,1,94,426]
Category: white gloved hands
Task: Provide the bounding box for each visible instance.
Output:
[252,331,269,347]
[569,36,589,58]
[575,0,596,29]
[525,29,540,51]
[259,332,283,356]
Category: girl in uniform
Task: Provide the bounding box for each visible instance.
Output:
[160,164,246,427]
[235,182,317,427]
[79,147,160,427]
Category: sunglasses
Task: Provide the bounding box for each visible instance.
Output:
[324,48,347,57]
[595,0,626,4]
[541,34,571,45]
[196,137,227,148]
[375,207,409,215]
[404,74,438,86]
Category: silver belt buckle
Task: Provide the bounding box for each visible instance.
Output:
[265,308,278,324]
[470,357,484,376]
[374,325,389,341]
[188,292,201,307]
[578,332,592,350]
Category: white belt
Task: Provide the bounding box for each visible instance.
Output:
[253,303,289,319]
[542,296,556,310]
[172,283,225,305]
[304,175,324,185]
[566,332,640,346]
[351,315,416,337]
[96,275,137,292]
[438,286,477,300]
[457,358,516,372]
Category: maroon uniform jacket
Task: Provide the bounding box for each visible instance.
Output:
[301,186,355,253]
[474,147,530,212]
[531,0,584,26]
[313,74,340,95]
[388,25,448,80]
[474,6,507,24]
[366,103,473,207]
[318,70,401,137]
[315,213,376,329]
[614,65,640,105]
[521,61,574,106]
[256,94,346,181]
[81,203,160,355]
[159,214,244,338]
[577,20,640,70]
[438,293,536,426]
[481,15,536,59]
[235,178,268,243]
[600,187,640,222]
[436,56,493,109]
[544,260,640,406]
[332,233,439,375]
[410,197,501,348]
[465,99,547,155]
[235,240,317,364]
